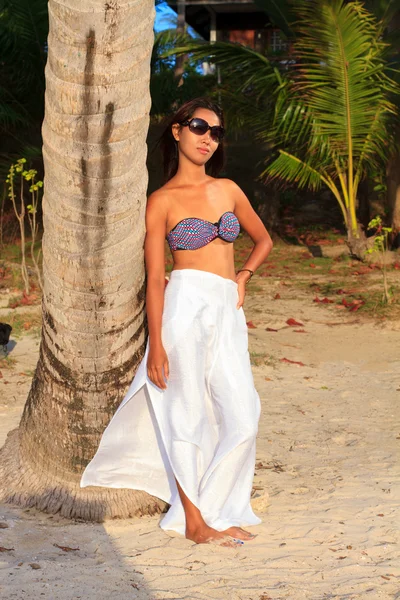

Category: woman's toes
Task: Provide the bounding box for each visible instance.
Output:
[239,528,257,539]
[224,526,257,540]
[218,536,244,547]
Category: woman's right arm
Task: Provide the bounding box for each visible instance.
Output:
[144,191,169,390]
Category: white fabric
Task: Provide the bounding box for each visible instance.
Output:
[80,268,262,535]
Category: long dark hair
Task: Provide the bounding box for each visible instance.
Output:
[159,98,225,183]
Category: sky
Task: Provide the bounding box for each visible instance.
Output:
[155,1,177,31]
[154,1,198,37]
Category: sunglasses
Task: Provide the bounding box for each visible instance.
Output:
[180,117,225,143]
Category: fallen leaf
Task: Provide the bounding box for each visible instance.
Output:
[309,263,316,268]
[329,548,337,552]
[246,321,257,328]
[53,543,80,552]
[353,266,373,275]
[266,327,278,332]
[20,291,35,305]
[381,575,391,580]
[349,303,365,312]
[314,297,334,304]
[0,546,14,552]
[264,377,272,381]
[338,556,347,560]
[293,329,307,333]
[341,298,365,312]
[377,513,384,517]
[280,358,305,367]
[29,563,41,569]
[274,293,281,300]
[286,318,304,327]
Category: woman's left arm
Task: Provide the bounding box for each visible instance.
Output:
[226,180,273,308]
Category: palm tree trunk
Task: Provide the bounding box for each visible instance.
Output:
[387,149,400,246]
[0,0,165,521]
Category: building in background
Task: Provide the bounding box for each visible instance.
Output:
[166,0,290,55]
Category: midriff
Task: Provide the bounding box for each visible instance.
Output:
[169,238,237,283]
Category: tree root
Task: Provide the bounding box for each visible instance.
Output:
[0,428,167,521]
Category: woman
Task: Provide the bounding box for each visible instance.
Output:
[81,97,273,547]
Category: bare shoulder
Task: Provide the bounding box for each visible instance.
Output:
[215,178,247,208]
[216,177,242,196]
[146,187,170,216]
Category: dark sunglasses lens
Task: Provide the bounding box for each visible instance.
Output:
[187,118,224,142]
[188,118,208,135]
[211,127,224,142]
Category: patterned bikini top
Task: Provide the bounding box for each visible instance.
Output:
[166,211,240,251]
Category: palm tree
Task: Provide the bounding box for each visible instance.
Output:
[167,0,399,256]
[0,0,164,520]
[265,0,398,256]
[257,0,400,240]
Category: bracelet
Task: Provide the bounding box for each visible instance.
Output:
[236,268,254,283]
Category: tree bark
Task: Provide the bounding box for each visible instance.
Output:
[346,221,372,260]
[0,0,166,521]
[387,150,400,247]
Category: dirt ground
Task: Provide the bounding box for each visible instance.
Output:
[0,248,399,600]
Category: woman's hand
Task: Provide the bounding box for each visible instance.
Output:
[147,342,169,390]
[236,271,251,309]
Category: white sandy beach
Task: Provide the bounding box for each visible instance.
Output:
[0,278,399,600]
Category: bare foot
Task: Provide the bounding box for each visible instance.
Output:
[186,525,244,547]
[223,526,257,541]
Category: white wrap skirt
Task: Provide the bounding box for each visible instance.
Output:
[80,268,262,535]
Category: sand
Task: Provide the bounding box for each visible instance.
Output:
[0,279,399,600]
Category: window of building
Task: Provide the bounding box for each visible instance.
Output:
[270,30,288,52]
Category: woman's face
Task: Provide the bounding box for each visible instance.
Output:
[172,108,222,168]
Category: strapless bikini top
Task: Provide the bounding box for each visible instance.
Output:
[166,211,240,251]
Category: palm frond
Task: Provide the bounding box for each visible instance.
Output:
[291,0,399,163]
[162,40,279,99]
[264,150,328,190]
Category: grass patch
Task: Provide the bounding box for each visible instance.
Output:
[250,351,277,367]
[1,240,42,265]
[1,311,42,338]
[22,369,35,377]
[0,238,43,293]
[356,288,400,319]
[0,354,17,370]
